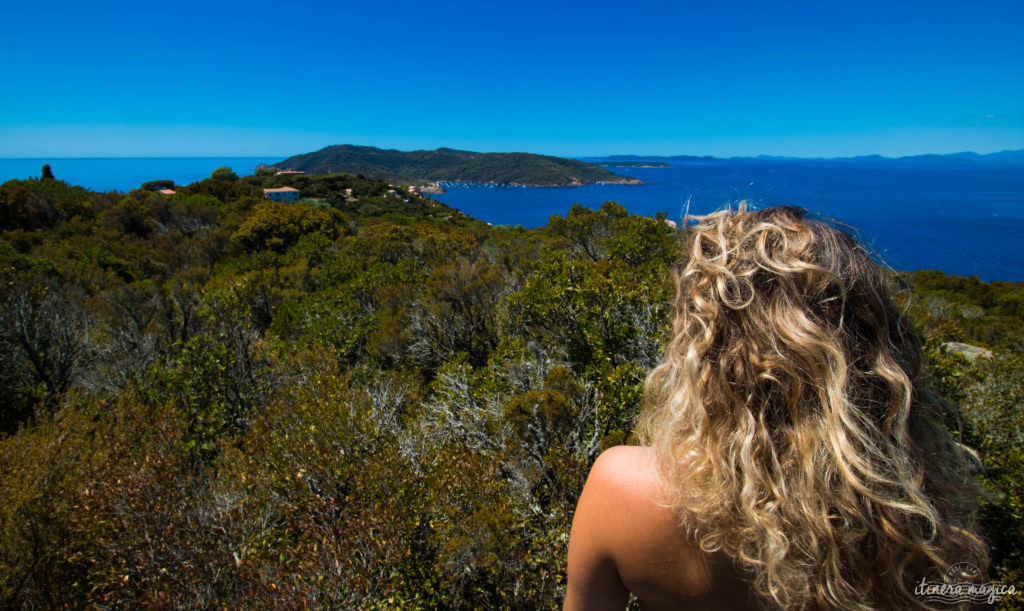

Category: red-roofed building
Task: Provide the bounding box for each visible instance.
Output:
[263,187,300,202]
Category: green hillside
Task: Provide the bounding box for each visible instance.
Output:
[269,144,643,186]
[1,169,1021,607]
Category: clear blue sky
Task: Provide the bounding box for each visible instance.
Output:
[2,0,1022,158]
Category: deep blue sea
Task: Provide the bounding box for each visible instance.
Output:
[435,160,1024,282]
[1,156,1021,281]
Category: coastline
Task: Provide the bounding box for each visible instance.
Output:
[437,176,643,189]
[599,163,672,169]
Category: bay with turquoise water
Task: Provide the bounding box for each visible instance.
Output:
[1,156,1021,281]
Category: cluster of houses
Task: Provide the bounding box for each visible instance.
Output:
[141,168,307,202]
[141,169,442,206]
[263,169,304,201]
[262,187,300,202]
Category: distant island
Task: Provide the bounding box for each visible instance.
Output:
[584,149,1024,166]
[597,161,672,168]
[267,145,643,188]
[751,149,1024,164]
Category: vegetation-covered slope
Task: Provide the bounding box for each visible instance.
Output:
[270,144,642,186]
[0,169,1021,608]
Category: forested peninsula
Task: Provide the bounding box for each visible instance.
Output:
[1,167,1022,607]
[268,144,643,187]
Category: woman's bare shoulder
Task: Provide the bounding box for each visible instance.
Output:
[572,447,761,610]
[587,446,668,508]
[566,446,667,610]
[576,446,686,572]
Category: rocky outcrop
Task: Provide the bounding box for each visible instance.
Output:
[942,342,994,361]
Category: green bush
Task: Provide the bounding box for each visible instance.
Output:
[1,169,1021,608]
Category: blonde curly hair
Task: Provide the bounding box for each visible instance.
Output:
[638,205,986,610]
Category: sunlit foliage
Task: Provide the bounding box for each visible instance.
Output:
[1,170,1022,608]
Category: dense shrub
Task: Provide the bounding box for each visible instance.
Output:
[1,172,1021,608]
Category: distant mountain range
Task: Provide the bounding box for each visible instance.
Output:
[269,145,642,187]
[585,149,1024,165]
